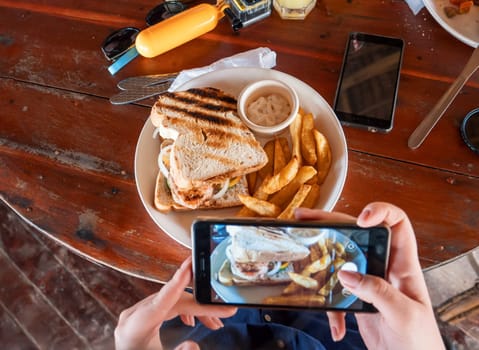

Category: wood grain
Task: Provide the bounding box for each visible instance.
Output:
[1,0,478,280]
[1,1,479,348]
[0,200,160,349]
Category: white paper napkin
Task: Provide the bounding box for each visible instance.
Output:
[168,47,277,91]
[405,0,424,15]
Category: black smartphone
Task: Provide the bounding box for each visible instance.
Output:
[192,218,391,312]
[333,32,404,133]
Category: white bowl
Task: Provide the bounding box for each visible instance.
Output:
[286,227,328,246]
[237,79,299,136]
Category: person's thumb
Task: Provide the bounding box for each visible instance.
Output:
[174,340,201,350]
[338,270,410,323]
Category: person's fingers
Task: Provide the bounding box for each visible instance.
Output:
[356,202,429,303]
[178,314,226,330]
[117,292,158,322]
[357,202,411,229]
[174,340,201,350]
[115,258,194,348]
[326,311,346,342]
[357,202,417,264]
[175,293,238,320]
[196,315,225,330]
[124,257,193,328]
[180,314,196,327]
[338,270,416,328]
[295,207,355,222]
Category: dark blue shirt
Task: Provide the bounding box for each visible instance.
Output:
[161,309,366,350]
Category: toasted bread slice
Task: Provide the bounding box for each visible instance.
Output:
[154,171,250,212]
[228,227,310,263]
[150,87,268,189]
[154,171,186,213]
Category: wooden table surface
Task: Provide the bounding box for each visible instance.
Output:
[1,0,478,284]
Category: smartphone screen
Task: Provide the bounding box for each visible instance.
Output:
[333,32,404,133]
[192,218,390,312]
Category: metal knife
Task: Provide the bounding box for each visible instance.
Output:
[408,46,479,149]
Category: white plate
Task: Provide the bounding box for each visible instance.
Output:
[423,0,479,48]
[210,229,366,307]
[134,67,348,248]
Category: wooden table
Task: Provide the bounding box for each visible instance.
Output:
[1,0,478,284]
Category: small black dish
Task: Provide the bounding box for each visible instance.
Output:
[461,108,479,155]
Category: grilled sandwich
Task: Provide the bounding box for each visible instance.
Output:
[218,226,310,286]
[150,87,268,211]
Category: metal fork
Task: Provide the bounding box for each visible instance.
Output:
[110,73,178,105]
[116,73,178,90]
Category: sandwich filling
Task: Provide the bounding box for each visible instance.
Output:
[157,139,243,208]
[219,226,310,285]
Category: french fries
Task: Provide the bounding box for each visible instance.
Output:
[301,183,321,209]
[302,254,331,275]
[246,172,257,195]
[288,272,318,290]
[236,107,332,220]
[277,184,311,219]
[258,140,275,179]
[318,258,345,297]
[273,137,287,175]
[263,294,326,307]
[263,156,300,195]
[313,129,332,185]
[238,194,280,217]
[236,175,272,217]
[290,112,303,165]
[318,272,340,297]
[233,107,350,308]
[263,231,354,307]
[301,113,318,165]
[278,137,291,163]
[269,166,317,209]
[334,241,346,258]
[308,242,321,262]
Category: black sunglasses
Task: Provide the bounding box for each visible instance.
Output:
[461,108,479,155]
[101,1,187,61]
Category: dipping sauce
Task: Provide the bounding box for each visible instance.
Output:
[287,228,325,246]
[288,228,319,238]
[246,93,291,127]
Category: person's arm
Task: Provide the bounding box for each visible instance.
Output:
[114,257,237,350]
[296,202,445,350]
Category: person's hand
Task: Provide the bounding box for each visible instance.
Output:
[114,257,237,350]
[295,202,445,350]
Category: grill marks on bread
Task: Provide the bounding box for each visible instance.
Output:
[156,87,261,170]
[167,87,237,111]
[151,87,268,187]
[159,87,239,132]
[150,87,267,210]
